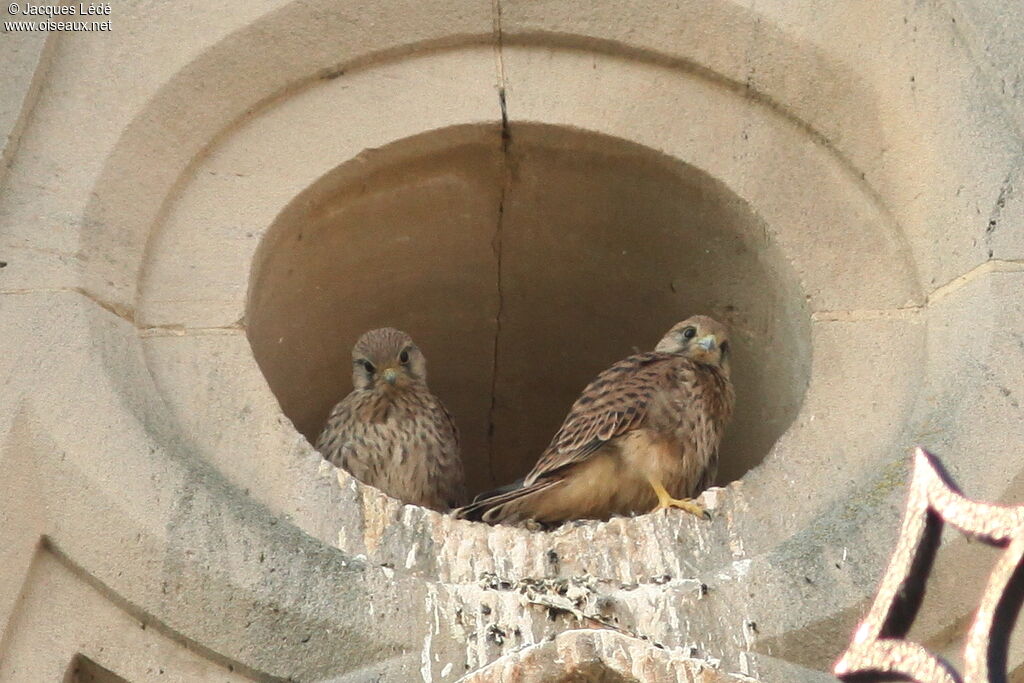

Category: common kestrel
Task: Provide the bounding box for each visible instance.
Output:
[455,315,734,525]
[316,328,466,511]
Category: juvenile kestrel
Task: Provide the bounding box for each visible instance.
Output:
[316,328,466,511]
[455,315,734,525]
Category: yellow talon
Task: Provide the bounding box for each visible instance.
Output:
[647,476,711,520]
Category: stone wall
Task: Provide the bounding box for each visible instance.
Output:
[1,1,1022,681]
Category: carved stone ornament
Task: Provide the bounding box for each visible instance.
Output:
[835,447,1024,683]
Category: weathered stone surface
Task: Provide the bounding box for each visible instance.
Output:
[458,629,753,682]
[2,1,1023,681]
[0,6,51,183]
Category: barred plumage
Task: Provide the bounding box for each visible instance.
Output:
[455,315,734,525]
[317,328,465,511]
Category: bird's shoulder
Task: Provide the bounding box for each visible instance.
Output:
[318,389,361,428]
[672,359,733,404]
[435,397,461,447]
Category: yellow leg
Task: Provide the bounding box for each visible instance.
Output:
[647,476,711,520]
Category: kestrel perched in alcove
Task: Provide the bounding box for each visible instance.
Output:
[455,315,734,525]
[316,328,466,511]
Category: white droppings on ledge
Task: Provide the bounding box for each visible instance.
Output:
[732,558,752,579]
[702,487,724,510]
[406,541,420,569]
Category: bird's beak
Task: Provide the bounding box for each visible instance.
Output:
[383,368,398,385]
[696,335,716,352]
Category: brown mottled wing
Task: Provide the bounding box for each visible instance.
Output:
[524,351,678,486]
[431,398,466,508]
[439,400,460,450]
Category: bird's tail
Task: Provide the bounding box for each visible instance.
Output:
[452,478,560,525]
[469,477,525,503]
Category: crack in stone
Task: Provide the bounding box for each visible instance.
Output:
[925,258,1023,304]
[73,287,137,324]
[138,325,244,338]
[812,259,1024,322]
[486,0,510,486]
[811,308,921,323]
[0,287,245,337]
[0,286,139,324]
[984,163,1018,257]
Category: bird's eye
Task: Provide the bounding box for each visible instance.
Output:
[360,359,376,373]
[720,341,730,355]
[399,349,410,364]
[682,327,697,340]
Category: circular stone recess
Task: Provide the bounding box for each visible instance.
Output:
[247,123,811,501]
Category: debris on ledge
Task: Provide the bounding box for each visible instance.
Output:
[457,629,761,682]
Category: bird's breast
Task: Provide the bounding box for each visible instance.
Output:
[618,430,683,481]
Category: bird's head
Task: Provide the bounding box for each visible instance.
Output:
[351,327,428,391]
[655,315,731,373]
